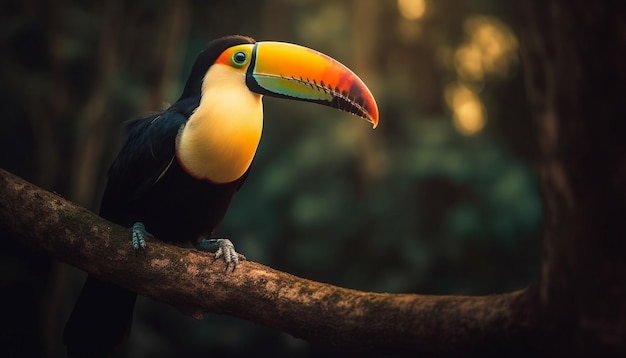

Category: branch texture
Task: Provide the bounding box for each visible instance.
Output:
[0,169,536,356]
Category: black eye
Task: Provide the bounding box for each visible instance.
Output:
[233,51,247,65]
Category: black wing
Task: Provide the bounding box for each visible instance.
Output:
[99,108,187,222]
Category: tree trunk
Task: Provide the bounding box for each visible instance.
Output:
[518,1,626,356]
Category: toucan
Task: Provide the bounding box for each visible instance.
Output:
[63,35,378,356]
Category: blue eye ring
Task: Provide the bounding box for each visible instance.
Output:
[232,51,247,66]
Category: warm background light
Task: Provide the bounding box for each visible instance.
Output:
[445,83,486,136]
[446,15,518,135]
[454,16,518,82]
[397,0,426,20]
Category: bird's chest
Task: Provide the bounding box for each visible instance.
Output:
[134,161,240,244]
[176,84,263,184]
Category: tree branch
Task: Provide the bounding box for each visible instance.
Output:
[0,168,537,356]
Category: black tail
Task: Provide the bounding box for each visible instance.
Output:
[63,275,137,357]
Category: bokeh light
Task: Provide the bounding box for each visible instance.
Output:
[448,15,518,135]
[445,83,486,135]
[397,0,426,20]
[455,15,519,81]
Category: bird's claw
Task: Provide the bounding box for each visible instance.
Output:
[195,238,245,272]
[131,222,153,251]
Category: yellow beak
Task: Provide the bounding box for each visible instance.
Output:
[245,41,379,128]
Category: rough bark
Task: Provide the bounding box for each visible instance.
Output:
[517,1,626,356]
[0,168,536,357]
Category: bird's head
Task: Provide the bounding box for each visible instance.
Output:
[180,35,378,128]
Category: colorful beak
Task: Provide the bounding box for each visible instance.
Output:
[245,42,379,128]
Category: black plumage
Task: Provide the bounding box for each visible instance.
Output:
[63,35,255,357]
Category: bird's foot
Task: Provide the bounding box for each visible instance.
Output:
[195,238,246,271]
[131,222,153,250]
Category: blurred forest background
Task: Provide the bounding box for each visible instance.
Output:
[1,0,542,357]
